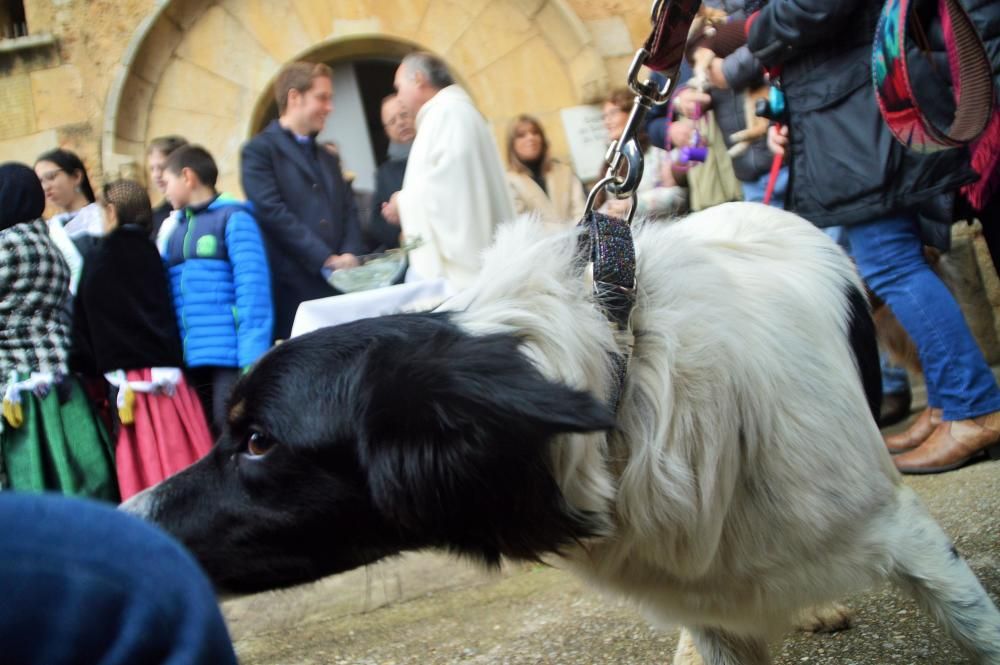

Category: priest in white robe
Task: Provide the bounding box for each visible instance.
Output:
[382,52,515,289]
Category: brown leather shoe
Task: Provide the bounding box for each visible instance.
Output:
[893,412,1000,474]
[884,407,941,454]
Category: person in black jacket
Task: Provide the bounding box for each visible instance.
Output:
[240,61,364,340]
[748,0,1000,474]
[365,93,414,253]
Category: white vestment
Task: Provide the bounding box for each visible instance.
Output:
[398,85,515,289]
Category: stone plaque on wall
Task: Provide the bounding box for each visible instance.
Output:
[560,104,609,184]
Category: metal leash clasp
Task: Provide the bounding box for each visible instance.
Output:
[585,46,673,223]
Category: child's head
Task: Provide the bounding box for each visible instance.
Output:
[147,135,188,195]
[163,145,218,209]
[101,180,153,234]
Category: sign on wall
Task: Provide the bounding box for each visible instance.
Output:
[560,105,611,183]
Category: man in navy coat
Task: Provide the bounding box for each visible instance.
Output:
[241,61,364,340]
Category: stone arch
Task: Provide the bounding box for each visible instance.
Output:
[104,0,609,196]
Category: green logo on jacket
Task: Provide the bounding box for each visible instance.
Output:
[195,234,218,257]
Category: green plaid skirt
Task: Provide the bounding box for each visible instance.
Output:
[1,376,119,502]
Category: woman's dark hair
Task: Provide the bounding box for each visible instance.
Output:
[35,148,96,204]
[506,115,552,175]
[102,180,153,233]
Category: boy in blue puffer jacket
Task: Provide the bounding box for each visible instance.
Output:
[159,145,273,434]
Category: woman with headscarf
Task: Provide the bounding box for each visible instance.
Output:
[0,163,118,500]
[72,180,213,500]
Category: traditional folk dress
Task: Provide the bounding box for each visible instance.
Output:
[0,218,118,500]
[72,224,213,501]
[398,85,517,289]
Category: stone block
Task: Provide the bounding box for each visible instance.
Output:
[218,0,313,63]
[416,0,489,54]
[585,17,635,57]
[565,0,635,21]
[114,72,154,143]
[568,47,609,104]
[291,0,344,43]
[949,223,1000,364]
[361,0,427,40]
[329,18,384,40]
[172,5,280,93]
[150,58,246,120]
[448,3,536,75]
[967,221,1000,348]
[469,36,576,120]
[538,0,591,61]
[30,65,87,131]
[510,0,547,19]
[0,128,58,163]
[164,0,212,31]
[129,14,183,85]
[0,74,35,140]
[602,54,634,89]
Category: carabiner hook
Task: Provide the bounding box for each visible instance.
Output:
[605,137,645,199]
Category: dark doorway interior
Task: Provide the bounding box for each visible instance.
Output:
[354,59,400,165]
[1,0,28,38]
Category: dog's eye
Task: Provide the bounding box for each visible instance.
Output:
[245,431,275,458]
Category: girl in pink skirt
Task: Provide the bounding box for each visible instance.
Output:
[71,180,213,500]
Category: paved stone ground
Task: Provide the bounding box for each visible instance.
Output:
[223,385,1000,665]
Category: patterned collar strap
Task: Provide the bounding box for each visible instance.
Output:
[577,211,637,412]
[873,0,995,153]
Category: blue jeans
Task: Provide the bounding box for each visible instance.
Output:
[881,356,910,395]
[0,492,237,665]
[741,165,788,208]
[845,215,1000,420]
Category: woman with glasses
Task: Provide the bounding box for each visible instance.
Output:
[33,149,104,295]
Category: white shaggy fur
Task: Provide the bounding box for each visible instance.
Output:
[446,202,1000,663]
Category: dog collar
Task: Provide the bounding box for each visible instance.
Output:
[577,211,637,412]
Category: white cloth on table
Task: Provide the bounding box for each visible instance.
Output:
[290,278,452,338]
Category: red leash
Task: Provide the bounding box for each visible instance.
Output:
[763,146,783,206]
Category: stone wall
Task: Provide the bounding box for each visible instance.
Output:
[1,0,656,195]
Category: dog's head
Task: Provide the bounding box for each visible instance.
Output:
[124,312,614,593]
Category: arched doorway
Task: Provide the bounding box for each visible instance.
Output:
[104,0,609,198]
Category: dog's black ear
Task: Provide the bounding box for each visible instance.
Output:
[358,327,614,440]
[356,323,613,562]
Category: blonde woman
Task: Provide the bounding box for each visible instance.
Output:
[505,115,585,230]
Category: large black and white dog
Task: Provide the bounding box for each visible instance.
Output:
[125,203,1000,664]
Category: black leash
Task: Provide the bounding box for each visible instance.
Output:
[578,0,702,411]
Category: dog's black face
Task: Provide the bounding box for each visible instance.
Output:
[126,313,614,594]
